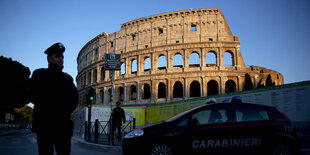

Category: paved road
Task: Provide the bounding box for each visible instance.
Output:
[0,129,122,155]
[1,129,310,155]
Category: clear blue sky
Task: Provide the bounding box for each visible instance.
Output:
[1,0,309,84]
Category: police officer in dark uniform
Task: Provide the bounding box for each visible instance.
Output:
[112,101,126,142]
[29,42,78,155]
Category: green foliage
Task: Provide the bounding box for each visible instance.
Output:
[266,74,275,87]
[244,73,254,90]
[14,106,33,122]
[0,56,31,118]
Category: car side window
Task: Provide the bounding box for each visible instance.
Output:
[235,105,270,122]
[191,107,228,125]
[192,110,212,125]
[175,106,229,127]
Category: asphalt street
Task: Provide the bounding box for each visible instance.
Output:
[1,129,310,155]
[0,129,122,155]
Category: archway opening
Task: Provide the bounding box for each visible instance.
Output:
[120,62,125,75]
[143,84,151,99]
[173,53,183,68]
[190,81,201,97]
[173,81,183,98]
[224,51,233,66]
[225,80,236,94]
[101,67,105,81]
[119,87,124,101]
[144,57,151,71]
[131,85,137,100]
[100,89,104,104]
[158,55,166,70]
[207,80,219,96]
[131,59,137,73]
[158,82,166,98]
[206,51,217,67]
[189,52,200,67]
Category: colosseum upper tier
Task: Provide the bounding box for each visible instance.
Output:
[76,8,283,106]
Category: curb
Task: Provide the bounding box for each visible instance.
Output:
[72,136,122,154]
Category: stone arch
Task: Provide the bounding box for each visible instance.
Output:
[173,81,183,98]
[83,74,86,86]
[225,80,236,93]
[88,71,91,84]
[101,67,105,81]
[130,84,137,100]
[93,69,97,83]
[206,51,217,66]
[143,83,151,99]
[144,57,151,71]
[224,51,234,66]
[158,82,166,98]
[119,86,124,101]
[190,80,201,97]
[207,80,219,96]
[158,55,166,70]
[173,53,183,68]
[100,89,104,104]
[108,88,111,104]
[131,59,137,73]
[189,52,200,67]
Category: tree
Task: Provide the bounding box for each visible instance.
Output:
[14,106,33,123]
[266,74,275,87]
[244,73,254,90]
[256,79,264,89]
[0,56,30,122]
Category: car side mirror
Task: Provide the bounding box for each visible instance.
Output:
[188,118,198,128]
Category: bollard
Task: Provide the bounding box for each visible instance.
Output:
[133,118,136,129]
[88,121,91,142]
[84,121,88,141]
[95,119,99,143]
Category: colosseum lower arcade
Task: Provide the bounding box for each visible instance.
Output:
[76,8,283,107]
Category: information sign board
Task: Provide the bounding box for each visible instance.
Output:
[104,54,121,70]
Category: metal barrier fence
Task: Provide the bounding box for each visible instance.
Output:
[84,118,136,145]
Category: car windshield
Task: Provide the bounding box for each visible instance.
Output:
[166,105,204,122]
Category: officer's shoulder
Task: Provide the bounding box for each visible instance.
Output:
[33,68,48,75]
[62,72,73,80]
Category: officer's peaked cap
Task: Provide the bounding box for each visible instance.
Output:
[44,42,65,56]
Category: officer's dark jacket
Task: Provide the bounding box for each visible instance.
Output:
[112,107,126,126]
[29,64,78,136]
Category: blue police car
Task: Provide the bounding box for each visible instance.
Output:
[122,102,300,155]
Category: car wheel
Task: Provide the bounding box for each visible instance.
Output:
[272,144,293,155]
[151,144,173,155]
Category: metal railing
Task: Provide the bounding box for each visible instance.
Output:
[84,118,136,145]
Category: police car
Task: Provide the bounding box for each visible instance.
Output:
[122,101,300,155]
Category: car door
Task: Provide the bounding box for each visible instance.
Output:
[229,104,277,154]
[172,104,234,154]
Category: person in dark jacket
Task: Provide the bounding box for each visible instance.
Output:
[112,101,126,142]
[29,42,78,155]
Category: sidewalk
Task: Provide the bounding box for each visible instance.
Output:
[72,136,122,154]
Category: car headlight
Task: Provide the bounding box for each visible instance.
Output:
[124,129,144,138]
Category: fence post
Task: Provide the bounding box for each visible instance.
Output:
[84,121,88,141]
[88,121,91,142]
[133,118,136,129]
[95,119,99,143]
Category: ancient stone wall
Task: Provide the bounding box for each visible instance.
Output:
[76,8,283,107]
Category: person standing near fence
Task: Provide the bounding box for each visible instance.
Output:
[112,101,126,142]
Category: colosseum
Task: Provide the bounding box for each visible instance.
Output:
[76,8,283,107]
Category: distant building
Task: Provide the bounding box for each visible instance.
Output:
[76,8,283,107]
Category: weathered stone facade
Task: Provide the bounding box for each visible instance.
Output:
[76,8,283,107]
